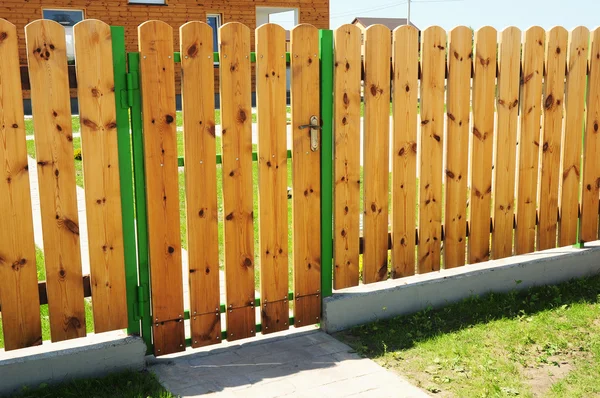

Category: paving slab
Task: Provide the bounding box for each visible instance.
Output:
[148,328,427,397]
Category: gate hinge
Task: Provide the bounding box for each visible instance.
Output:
[121,71,139,109]
[133,284,149,321]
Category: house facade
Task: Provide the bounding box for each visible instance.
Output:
[2,0,329,108]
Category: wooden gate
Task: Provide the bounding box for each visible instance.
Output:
[134,21,327,356]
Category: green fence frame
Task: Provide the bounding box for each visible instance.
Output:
[114,27,336,354]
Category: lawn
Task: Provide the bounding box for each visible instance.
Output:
[8,370,173,398]
[337,275,600,397]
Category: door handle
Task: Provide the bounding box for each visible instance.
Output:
[298,115,320,152]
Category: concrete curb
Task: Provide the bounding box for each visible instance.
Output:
[0,331,146,396]
[322,241,600,333]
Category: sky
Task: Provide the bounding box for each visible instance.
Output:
[270,0,600,32]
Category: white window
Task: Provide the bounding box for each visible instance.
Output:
[42,9,84,62]
[207,14,222,51]
[129,0,166,4]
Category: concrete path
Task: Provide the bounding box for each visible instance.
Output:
[149,328,427,398]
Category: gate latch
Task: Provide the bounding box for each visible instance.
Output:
[298,115,320,152]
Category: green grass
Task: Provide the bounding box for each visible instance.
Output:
[0,247,94,349]
[337,275,600,397]
[8,370,173,398]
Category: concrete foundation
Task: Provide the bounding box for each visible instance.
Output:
[322,241,600,333]
[0,331,146,396]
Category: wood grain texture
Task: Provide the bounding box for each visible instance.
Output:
[468,27,497,264]
[580,27,600,243]
[256,23,289,334]
[362,24,391,283]
[138,20,184,355]
[0,18,42,350]
[559,27,588,246]
[180,21,221,348]
[333,24,361,289]
[153,319,185,356]
[418,26,446,273]
[25,19,86,342]
[73,19,127,333]
[444,26,471,268]
[492,27,521,259]
[537,27,567,251]
[219,22,256,341]
[291,24,321,325]
[515,27,545,255]
[391,25,419,278]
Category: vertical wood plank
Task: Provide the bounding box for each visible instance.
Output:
[219,22,256,340]
[492,27,521,259]
[25,20,86,342]
[580,27,600,243]
[333,24,361,289]
[0,19,42,350]
[515,27,545,255]
[444,26,471,268]
[468,27,497,264]
[418,26,446,273]
[558,27,588,247]
[391,25,419,278]
[138,20,185,355]
[291,24,321,326]
[180,21,221,348]
[74,19,127,333]
[537,27,567,251]
[363,24,391,283]
[256,23,289,333]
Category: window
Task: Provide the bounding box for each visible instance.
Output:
[129,0,166,4]
[42,9,84,62]
[207,14,222,51]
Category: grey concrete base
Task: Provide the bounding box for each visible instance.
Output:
[0,331,146,396]
[322,241,600,333]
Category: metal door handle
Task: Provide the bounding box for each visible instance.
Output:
[298,115,320,152]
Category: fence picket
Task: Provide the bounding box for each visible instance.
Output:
[492,27,521,259]
[333,24,361,289]
[363,25,391,283]
[219,22,256,340]
[138,20,185,355]
[444,26,471,268]
[558,27,588,246]
[291,24,321,325]
[537,27,568,250]
[515,27,545,255]
[25,20,86,342]
[180,21,221,348]
[468,27,497,264]
[73,19,128,333]
[256,23,290,333]
[391,25,419,278]
[580,27,600,242]
[418,26,446,273]
[0,19,42,350]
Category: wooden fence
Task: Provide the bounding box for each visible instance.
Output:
[333,24,600,289]
[0,18,129,351]
[2,17,600,357]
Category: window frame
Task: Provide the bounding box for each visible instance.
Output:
[41,8,85,63]
[128,0,167,5]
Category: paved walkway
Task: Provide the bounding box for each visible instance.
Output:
[149,328,427,398]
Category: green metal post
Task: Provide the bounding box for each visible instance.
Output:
[128,52,153,354]
[319,30,334,298]
[111,27,140,337]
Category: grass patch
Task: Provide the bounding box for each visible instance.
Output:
[337,275,600,397]
[0,247,94,349]
[8,370,173,398]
